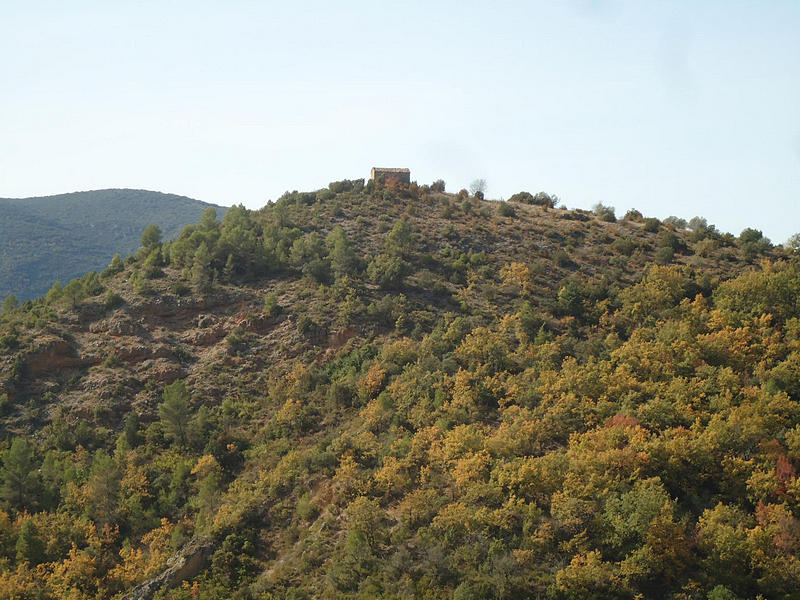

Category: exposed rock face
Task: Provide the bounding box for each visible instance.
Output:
[329,327,359,349]
[183,325,226,347]
[195,314,216,328]
[25,336,96,376]
[238,314,277,334]
[145,359,185,385]
[90,316,142,337]
[114,342,174,364]
[124,537,215,600]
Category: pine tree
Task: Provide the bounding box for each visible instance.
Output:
[84,450,120,525]
[45,280,63,304]
[140,223,163,249]
[109,253,123,272]
[2,295,18,314]
[223,253,235,282]
[200,207,218,231]
[192,242,213,293]
[124,412,141,447]
[159,380,192,447]
[327,226,356,279]
[1,438,37,511]
[15,519,44,565]
[102,253,124,278]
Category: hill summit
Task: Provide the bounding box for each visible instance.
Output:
[0,177,797,599]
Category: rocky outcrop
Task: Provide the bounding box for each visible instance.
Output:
[114,342,174,364]
[182,325,226,347]
[144,359,185,385]
[24,335,96,376]
[133,290,244,320]
[329,327,359,349]
[124,537,215,600]
[89,316,142,337]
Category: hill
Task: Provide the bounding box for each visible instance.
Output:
[0,189,227,300]
[0,178,797,599]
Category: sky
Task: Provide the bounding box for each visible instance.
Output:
[1,0,798,242]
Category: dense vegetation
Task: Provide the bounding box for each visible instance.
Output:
[0,189,226,300]
[0,177,797,599]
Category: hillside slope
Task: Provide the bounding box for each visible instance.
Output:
[0,189,227,300]
[0,179,797,600]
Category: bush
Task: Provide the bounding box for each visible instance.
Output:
[171,282,191,296]
[367,255,412,289]
[0,334,19,351]
[612,237,636,256]
[687,216,719,242]
[739,228,771,260]
[264,292,282,317]
[328,179,364,194]
[663,216,687,229]
[497,202,516,217]
[2,295,19,314]
[81,271,104,297]
[657,230,686,253]
[593,203,616,222]
[552,249,572,267]
[132,273,154,296]
[469,179,486,197]
[623,209,643,222]
[643,218,660,233]
[508,191,556,208]
[430,180,446,193]
[695,238,718,257]
[297,315,315,336]
[655,246,674,265]
[104,292,124,310]
[102,254,124,278]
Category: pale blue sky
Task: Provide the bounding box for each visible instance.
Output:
[1,1,798,241]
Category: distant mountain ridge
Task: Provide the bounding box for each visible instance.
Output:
[0,189,226,300]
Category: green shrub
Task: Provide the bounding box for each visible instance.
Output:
[367,255,412,289]
[104,292,124,310]
[593,203,616,222]
[643,218,660,233]
[655,246,674,265]
[264,292,282,317]
[739,228,770,248]
[612,237,636,256]
[508,191,555,207]
[0,333,19,350]
[658,230,687,253]
[430,179,446,193]
[2,295,18,314]
[497,202,516,217]
[694,238,718,257]
[101,254,124,278]
[297,315,314,335]
[171,282,191,296]
[552,249,572,267]
[132,274,154,296]
[663,215,687,229]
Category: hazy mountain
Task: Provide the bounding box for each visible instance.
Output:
[0,189,226,300]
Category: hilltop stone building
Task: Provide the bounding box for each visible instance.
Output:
[370,167,410,186]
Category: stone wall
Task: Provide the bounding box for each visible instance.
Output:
[370,168,411,185]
